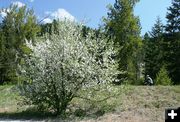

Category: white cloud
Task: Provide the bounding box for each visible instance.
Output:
[43,8,75,24]
[43,18,53,24]
[29,0,34,2]
[12,1,25,8]
[51,9,75,21]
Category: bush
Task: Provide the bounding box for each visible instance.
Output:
[155,66,172,85]
[18,21,119,115]
[74,108,86,117]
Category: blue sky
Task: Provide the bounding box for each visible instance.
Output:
[0,0,172,35]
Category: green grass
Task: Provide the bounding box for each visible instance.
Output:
[0,85,19,112]
[0,85,179,122]
[0,85,56,120]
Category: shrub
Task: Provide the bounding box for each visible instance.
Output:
[18,21,119,115]
[155,66,172,85]
[74,108,86,117]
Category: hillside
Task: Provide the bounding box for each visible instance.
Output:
[86,86,180,122]
[0,85,179,122]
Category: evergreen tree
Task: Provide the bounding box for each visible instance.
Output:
[39,19,59,36]
[0,4,40,84]
[150,17,164,38]
[0,25,6,84]
[164,0,180,84]
[165,0,180,33]
[104,0,142,84]
[143,33,155,79]
[155,66,172,85]
[144,17,165,79]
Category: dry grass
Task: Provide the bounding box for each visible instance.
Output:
[0,85,19,113]
[78,86,180,122]
[0,85,179,122]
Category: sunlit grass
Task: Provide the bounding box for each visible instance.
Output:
[0,85,19,112]
[0,84,179,121]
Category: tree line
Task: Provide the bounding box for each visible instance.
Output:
[0,0,179,85]
[143,0,180,84]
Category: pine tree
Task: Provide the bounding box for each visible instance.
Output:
[150,17,164,38]
[164,0,180,84]
[144,17,165,79]
[144,33,155,79]
[0,4,40,83]
[155,66,172,85]
[166,0,180,33]
[39,19,59,36]
[0,25,6,84]
[104,0,142,83]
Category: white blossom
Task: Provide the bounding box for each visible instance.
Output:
[19,20,120,114]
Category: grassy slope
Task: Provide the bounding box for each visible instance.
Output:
[93,86,180,122]
[0,85,179,122]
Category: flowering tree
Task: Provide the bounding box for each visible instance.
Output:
[19,21,119,115]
